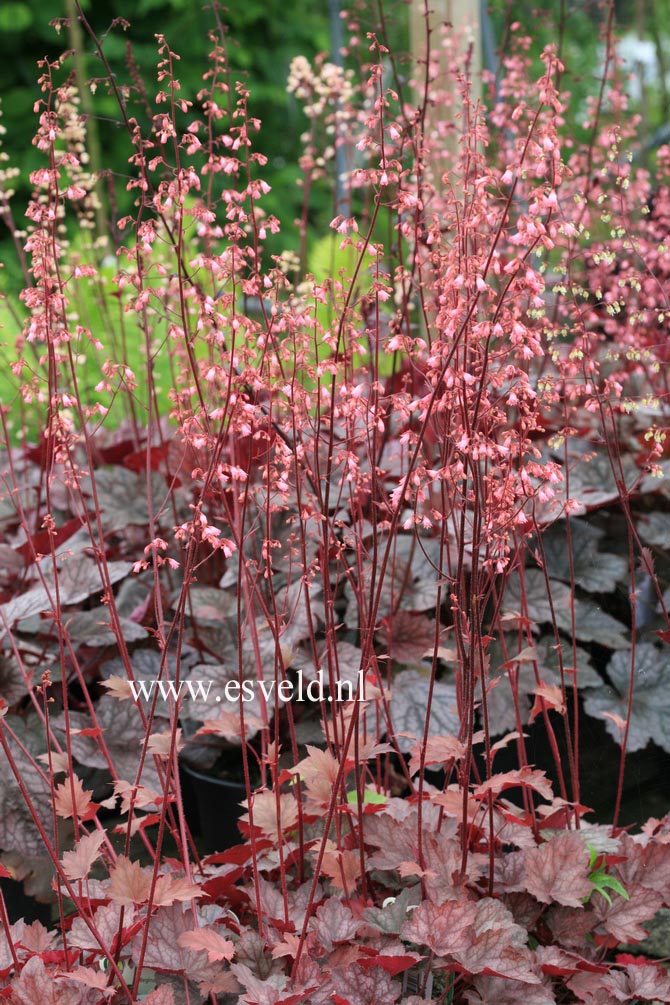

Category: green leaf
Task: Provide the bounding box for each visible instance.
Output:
[589,872,629,906]
[0,3,32,32]
[346,788,388,805]
[584,844,630,905]
[309,233,359,285]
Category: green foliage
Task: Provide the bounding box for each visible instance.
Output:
[585,845,630,906]
[0,3,33,32]
[0,0,335,294]
[0,228,190,438]
[488,0,670,144]
[346,788,388,804]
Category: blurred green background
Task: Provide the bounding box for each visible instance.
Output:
[0,0,667,437]
[1,0,668,290]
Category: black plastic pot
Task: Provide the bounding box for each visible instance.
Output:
[180,763,249,855]
[472,699,670,827]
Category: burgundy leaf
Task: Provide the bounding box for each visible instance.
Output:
[626,961,670,1002]
[142,988,176,1005]
[330,963,401,1005]
[365,804,458,872]
[592,882,663,943]
[401,898,477,956]
[422,831,482,903]
[524,832,593,907]
[376,612,438,665]
[616,833,670,902]
[534,945,607,977]
[9,958,83,1005]
[308,897,360,952]
[130,904,222,987]
[474,767,554,802]
[545,905,598,950]
[567,969,629,1003]
[69,903,138,953]
[365,814,428,872]
[234,930,276,978]
[494,849,527,894]
[357,948,422,976]
[503,891,546,932]
[451,898,540,984]
[231,962,317,1005]
[402,897,539,984]
[464,974,556,1005]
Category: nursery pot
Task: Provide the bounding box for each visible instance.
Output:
[180,762,249,855]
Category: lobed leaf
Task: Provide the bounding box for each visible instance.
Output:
[388,670,459,753]
[524,832,593,908]
[583,643,670,752]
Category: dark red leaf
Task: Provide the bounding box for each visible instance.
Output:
[626,960,670,1001]
[617,832,670,902]
[357,954,421,976]
[16,517,84,563]
[113,813,162,835]
[201,874,248,904]
[122,444,171,473]
[23,439,53,469]
[540,804,593,829]
[535,945,608,977]
[329,964,400,1005]
[93,437,141,465]
[204,840,273,866]
[615,954,649,966]
[593,881,663,942]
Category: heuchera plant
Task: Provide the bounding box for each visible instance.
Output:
[0,0,669,1001]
